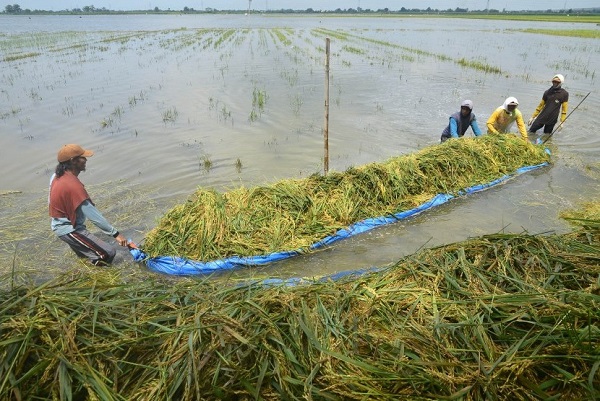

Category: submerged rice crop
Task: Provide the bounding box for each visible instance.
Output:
[142,135,550,261]
[519,28,600,39]
[1,205,598,400]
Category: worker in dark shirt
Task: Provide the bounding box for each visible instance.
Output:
[528,74,569,135]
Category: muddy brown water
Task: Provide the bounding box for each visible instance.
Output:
[1,14,598,280]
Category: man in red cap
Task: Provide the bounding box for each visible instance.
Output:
[49,144,129,265]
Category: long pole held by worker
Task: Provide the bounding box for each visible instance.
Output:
[542,91,591,144]
[324,37,330,175]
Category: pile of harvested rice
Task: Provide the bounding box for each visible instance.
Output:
[143,135,550,260]
[1,204,597,400]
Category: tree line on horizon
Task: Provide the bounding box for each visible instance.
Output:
[3,3,599,15]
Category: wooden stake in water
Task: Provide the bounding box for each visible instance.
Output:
[324,38,330,175]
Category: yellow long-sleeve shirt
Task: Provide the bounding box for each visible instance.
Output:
[486,107,528,140]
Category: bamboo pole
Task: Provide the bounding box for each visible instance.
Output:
[324,38,330,175]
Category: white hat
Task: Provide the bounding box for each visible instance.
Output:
[461,99,473,110]
[552,74,565,84]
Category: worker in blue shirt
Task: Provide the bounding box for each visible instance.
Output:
[440,99,482,142]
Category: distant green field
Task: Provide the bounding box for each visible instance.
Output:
[518,28,600,38]
[316,12,600,25]
[435,13,600,24]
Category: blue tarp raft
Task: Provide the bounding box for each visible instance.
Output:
[130,162,549,276]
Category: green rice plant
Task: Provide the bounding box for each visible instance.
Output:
[213,29,236,49]
[220,105,231,122]
[3,52,41,62]
[62,105,74,116]
[129,90,147,107]
[252,87,267,111]
[111,105,124,119]
[313,28,349,41]
[27,88,41,101]
[342,45,366,55]
[289,94,303,115]
[249,109,258,122]
[272,29,292,46]
[0,207,598,400]
[100,116,113,128]
[162,106,178,123]
[249,87,267,122]
[280,68,299,87]
[200,155,212,172]
[456,57,503,74]
[143,135,551,262]
[313,27,500,74]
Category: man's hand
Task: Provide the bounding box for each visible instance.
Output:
[115,233,128,247]
[527,117,534,126]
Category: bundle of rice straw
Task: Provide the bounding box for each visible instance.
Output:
[143,135,550,261]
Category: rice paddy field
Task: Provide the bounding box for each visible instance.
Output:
[0,14,599,277]
[1,13,600,400]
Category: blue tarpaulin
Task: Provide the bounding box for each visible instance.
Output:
[130,162,549,276]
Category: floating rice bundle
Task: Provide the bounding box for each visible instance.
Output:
[143,135,550,261]
[1,206,598,400]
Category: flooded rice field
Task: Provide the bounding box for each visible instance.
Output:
[1,14,599,280]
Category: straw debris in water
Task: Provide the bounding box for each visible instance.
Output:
[143,135,550,261]
[1,205,598,400]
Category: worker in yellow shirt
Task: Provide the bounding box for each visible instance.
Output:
[486,97,528,140]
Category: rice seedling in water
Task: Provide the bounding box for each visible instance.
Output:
[111,105,124,119]
[289,93,303,115]
[342,45,366,55]
[456,57,503,74]
[62,105,74,116]
[249,108,258,122]
[162,106,178,123]
[220,104,231,123]
[3,52,41,62]
[200,155,212,172]
[1,205,598,400]
[272,28,292,46]
[249,87,267,122]
[100,116,113,128]
[143,135,550,261]
[252,87,267,111]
